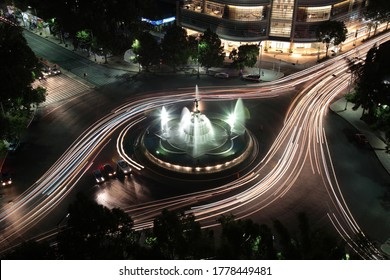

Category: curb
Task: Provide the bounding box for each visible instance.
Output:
[329,98,390,177]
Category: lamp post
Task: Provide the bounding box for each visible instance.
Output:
[197,37,200,79]
[353,29,357,47]
[258,43,263,76]
[0,102,5,116]
[317,46,320,61]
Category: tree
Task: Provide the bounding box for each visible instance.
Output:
[230,44,259,70]
[29,0,81,43]
[364,0,390,35]
[0,23,46,142]
[217,215,276,259]
[29,0,144,48]
[272,219,301,259]
[57,193,139,259]
[187,35,198,59]
[316,20,347,57]
[132,32,160,71]
[148,209,214,259]
[349,42,390,121]
[76,30,92,50]
[198,28,225,71]
[160,25,190,72]
[2,240,56,260]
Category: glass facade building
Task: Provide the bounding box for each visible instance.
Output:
[179,0,367,52]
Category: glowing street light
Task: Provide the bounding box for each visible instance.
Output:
[258,42,263,76]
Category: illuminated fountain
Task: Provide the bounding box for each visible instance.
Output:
[137,86,255,174]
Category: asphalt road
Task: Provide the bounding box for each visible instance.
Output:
[0,31,389,258]
[24,31,129,87]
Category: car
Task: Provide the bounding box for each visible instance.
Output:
[354,133,369,145]
[92,169,105,183]
[214,72,229,79]
[242,74,261,82]
[51,65,61,75]
[7,139,20,152]
[0,172,12,186]
[102,163,116,179]
[117,159,132,175]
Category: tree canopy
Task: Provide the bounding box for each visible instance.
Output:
[229,44,259,70]
[316,20,347,57]
[146,209,214,259]
[25,0,154,55]
[347,42,390,140]
[363,0,390,37]
[198,28,225,70]
[57,193,140,259]
[132,32,160,71]
[0,23,45,142]
[3,201,357,260]
[160,25,190,72]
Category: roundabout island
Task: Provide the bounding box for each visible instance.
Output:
[120,86,258,179]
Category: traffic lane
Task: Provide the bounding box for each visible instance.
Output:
[79,90,294,203]
[24,31,130,87]
[325,107,390,243]
[0,86,108,207]
[1,70,272,209]
[24,30,92,70]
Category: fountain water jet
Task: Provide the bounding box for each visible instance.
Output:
[138,86,255,174]
[231,98,246,135]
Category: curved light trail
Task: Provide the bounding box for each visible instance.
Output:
[1,32,390,259]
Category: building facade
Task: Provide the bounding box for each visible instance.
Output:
[179,0,367,53]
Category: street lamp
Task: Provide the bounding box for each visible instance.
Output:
[197,36,200,79]
[258,43,263,76]
[353,30,357,47]
[317,45,320,61]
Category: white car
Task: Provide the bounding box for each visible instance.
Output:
[214,72,229,79]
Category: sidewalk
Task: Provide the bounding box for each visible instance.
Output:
[27,29,140,74]
[330,97,390,257]
[330,97,390,175]
[28,28,291,81]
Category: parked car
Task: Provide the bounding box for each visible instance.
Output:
[214,72,229,79]
[1,172,12,186]
[51,65,61,75]
[117,159,132,175]
[242,74,261,82]
[92,169,105,183]
[354,133,369,145]
[102,163,116,179]
[7,139,20,152]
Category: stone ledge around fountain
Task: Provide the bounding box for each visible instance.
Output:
[133,133,258,183]
[121,95,257,180]
[139,120,255,175]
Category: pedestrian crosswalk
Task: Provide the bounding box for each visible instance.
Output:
[33,73,90,106]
